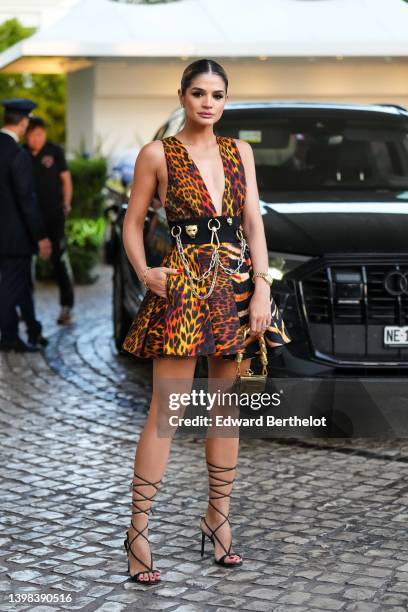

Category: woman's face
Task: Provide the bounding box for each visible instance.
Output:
[179,72,227,126]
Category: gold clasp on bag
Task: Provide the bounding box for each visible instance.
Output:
[233,325,273,395]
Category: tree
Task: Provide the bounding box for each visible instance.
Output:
[0,18,66,143]
[0,18,34,100]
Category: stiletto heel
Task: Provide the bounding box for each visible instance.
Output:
[201,527,206,557]
[199,462,243,567]
[124,471,162,583]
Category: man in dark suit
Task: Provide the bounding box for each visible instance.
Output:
[0,98,52,352]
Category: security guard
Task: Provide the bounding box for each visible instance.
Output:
[25,116,75,325]
[0,99,52,352]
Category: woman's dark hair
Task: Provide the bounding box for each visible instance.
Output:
[180,59,228,95]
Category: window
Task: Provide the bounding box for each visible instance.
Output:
[216,113,408,191]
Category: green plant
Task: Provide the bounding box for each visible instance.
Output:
[66,217,107,283]
[65,217,107,249]
[36,217,107,284]
[68,157,108,218]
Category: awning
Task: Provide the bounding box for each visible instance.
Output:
[1,0,408,74]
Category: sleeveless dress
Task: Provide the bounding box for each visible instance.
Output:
[122,135,292,360]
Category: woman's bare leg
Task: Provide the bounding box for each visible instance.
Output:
[201,355,252,564]
[127,355,197,580]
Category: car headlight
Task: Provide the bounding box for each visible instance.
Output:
[268,251,312,281]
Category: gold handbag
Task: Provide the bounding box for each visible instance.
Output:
[232,325,272,395]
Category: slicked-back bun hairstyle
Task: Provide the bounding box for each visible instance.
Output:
[180,59,228,95]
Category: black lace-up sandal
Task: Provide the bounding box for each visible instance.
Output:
[199,461,243,567]
[124,471,162,583]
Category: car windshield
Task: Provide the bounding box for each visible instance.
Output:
[215,113,408,191]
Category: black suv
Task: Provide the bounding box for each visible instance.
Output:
[106,101,408,377]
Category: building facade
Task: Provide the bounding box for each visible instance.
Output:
[1,0,407,157]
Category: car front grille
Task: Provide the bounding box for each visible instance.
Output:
[299,262,408,364]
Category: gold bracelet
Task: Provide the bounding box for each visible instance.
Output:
[142,266,152,289]
[252,271,273,286]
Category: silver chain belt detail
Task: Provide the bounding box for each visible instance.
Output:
[170,218,249,299]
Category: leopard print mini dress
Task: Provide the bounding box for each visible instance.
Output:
[122,135,292,360]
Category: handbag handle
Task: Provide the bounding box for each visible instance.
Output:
[235,325,273,377]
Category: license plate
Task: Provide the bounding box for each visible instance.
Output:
[384,326,408,347]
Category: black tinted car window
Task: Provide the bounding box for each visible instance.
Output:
[215,114,408,191]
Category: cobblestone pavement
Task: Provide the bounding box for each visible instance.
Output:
[1,265,408,612]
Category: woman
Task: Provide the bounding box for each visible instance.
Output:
[122,59,291,583]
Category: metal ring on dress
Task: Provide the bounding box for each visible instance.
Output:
[208,218,221,231]
[171,225,182,237]
[236,228,244,241]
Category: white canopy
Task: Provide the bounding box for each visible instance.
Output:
[1,0,408,72]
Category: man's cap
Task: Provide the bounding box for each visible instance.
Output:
[1,98,37,117]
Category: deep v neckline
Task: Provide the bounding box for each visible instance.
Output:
[172,135,227,217]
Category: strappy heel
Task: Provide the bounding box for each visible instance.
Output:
[199,461,243,567]
[124,471,162,583]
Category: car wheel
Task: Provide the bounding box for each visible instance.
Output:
[113,261,132,351]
